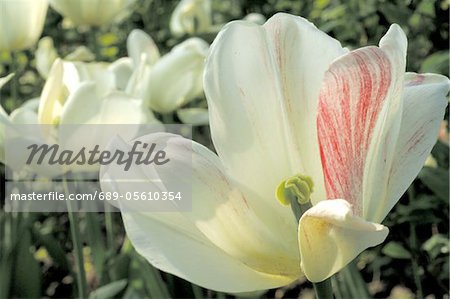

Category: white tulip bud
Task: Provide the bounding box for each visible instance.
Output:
[170,0,212,36]
[0,0,48,51]
[49,0,136,27]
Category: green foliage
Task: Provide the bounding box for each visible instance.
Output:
[382,242,412,259]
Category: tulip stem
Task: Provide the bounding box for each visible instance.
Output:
[10,51,19,103]
[341,261,370,298]
[89,28,101,60]
[407,187,424,299]
[283,179,333,299]
[313,278,333,299]
[63,178,88,298]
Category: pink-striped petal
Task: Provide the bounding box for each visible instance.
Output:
[317,25,407,217]
[374,73,449,221]
[317,46,392,214]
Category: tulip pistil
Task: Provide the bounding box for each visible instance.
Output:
[276,174,314,221]
[276,174,314,205]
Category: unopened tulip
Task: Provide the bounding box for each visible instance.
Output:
[101,13,449,292]
[127,35,209,114]
[170,0,212,36]
[0,0,48,51]
[36,37,58,78]
[49,0,136,27]
[146,38,208,113]
[36,36,96,79]
[0,60,157,173]
[38,58,154,126]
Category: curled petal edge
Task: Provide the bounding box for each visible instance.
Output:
[299,199,388,282]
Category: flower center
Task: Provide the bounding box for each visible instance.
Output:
[276,174,314,221]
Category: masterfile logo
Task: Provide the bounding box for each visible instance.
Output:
[3,124,193,213]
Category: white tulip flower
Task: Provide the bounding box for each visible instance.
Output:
[0,0,48,51]
[49,0,136,27]
[36,36,96,79]
[170,0,212,36]
[127,34,209,114]
[101,13,449,292]
[38,58,155,126]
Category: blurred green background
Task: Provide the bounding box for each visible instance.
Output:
[0,0,449,298]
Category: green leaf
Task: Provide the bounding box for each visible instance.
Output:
[11,230,41,298]
[420,51,450,74]
[84,213,106,280]
[416,0,436,17]
[418,167,449,201]
[382,242,412,259]
[379,3,411,24]
[89,279,128,299]
[108,253,131,281]
[422,234,450,259]
[32,226,70,271]
[137,257,171,299]
[431,141,449,169]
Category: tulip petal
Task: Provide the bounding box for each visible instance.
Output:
[147,38,208,113]
[362,25,408,221]
[127,29,160,67]
[170,0,212,36]
[108,57,134,90]
[298,199,388,282]
[49,0,134,26]
[38,59,66,124]
[64,46,95,61]
[204,13,346,215]
[0,0,48,51]
[100,133,300,292]
[9,107,38,124]
[122,212,294,293]
[60,82,152,125]
[36,37,58,79]
[0,74,14,90]
[177,108,209,125]
[317,25,407,217]
[372,73,449,221]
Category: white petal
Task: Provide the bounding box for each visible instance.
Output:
[59,82,151,125]
[0,103,11,163]
[122,212,294,293]
[20,98,40,112]
[243,13,266,25]
[177,108,209,125]
[316,25,408,218]
[70,61,115,95]
[127,29,160,67]
[299,199,388,282]
[9,107,38,124]
[146,38,208,113]
[100,133,300,292]
[38,59,66,124]
[374,73,449,221]
[49,0,135,26]
[64,46,95,61]
[108,57,134,90]
[36,37,58,79]
[317,46,398,215]
[204,13,346,216]
[0,0,48,51]
[362,25,408,221]
[170,0,212,36]
[0,74,14,90]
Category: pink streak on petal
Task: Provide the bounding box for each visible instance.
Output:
[317,46,392,214]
